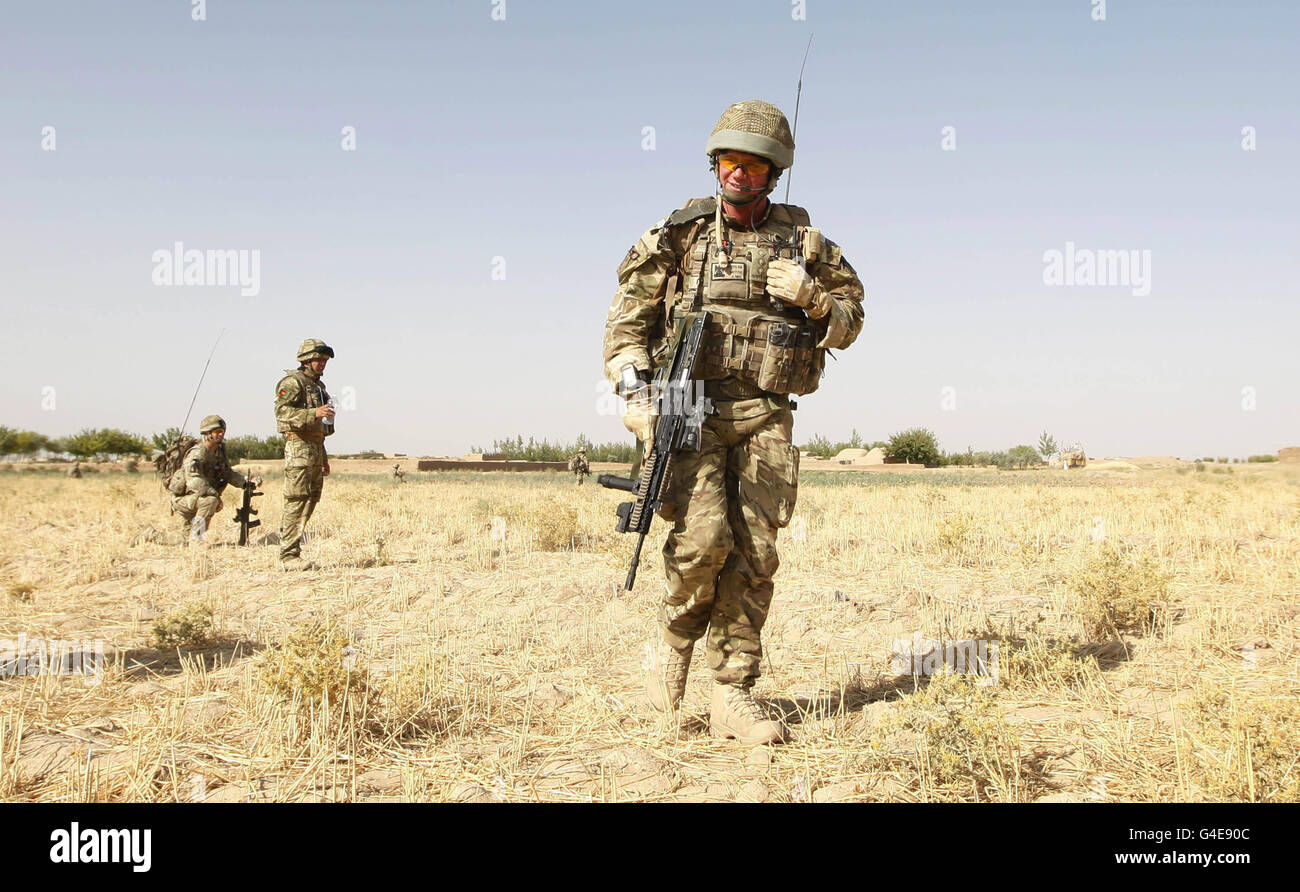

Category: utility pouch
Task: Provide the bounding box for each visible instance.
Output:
[757,321,824,395]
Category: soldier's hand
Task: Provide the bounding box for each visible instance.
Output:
[621,390,654,443]
[315,405,336,419]
[322,460,331,476]
[766,258,817,308]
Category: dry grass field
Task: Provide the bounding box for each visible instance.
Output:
[1,461,1297,803]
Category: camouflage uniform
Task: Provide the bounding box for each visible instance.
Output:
[603,105,865,691]
[171,417,247,538]
[67,461,82,478]
[275,340,335,562]
[569,450,590,485]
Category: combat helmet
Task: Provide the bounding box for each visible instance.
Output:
[297,338,335,362]
[199,415,227,434]
[706,100,795,170]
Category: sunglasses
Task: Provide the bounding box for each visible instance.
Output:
[716,154,772,177]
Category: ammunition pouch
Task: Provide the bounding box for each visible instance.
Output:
[694,312,824,396]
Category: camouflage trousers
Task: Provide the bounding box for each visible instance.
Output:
[280,439,325,560]
[171,493,223,526]
[657,407,799,685]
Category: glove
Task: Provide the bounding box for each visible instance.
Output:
[621,389,654,443]
[767,258,831,319]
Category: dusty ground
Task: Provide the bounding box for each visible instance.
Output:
[0,461,1297,802]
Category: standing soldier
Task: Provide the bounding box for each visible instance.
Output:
[170,415,257,543]
[392,463,406,483]
[603,100,865,744]
[275,339,336,570]
[568,447,590,486]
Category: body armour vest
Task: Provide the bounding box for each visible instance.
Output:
[276,370,332,435]
[668,201,825,396]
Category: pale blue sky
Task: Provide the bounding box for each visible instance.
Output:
[1,0,1296,457]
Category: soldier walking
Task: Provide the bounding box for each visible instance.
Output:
[568,447,590,486]
[392,463,406,483]
[275,339,335,570]
[170,415,258,543]
[603,100,865,743]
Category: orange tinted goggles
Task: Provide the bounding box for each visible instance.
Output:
[716,154,772,177]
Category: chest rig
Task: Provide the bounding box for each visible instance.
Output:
[667,200,825,396]
[197,443,234,493]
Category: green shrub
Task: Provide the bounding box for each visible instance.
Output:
[1007,445,1042,469]
[61,428,149,459]
[886,427,941,466]
[260,616,368,706]
[151,604,215,648]
[1069,545,1170,639]
[224,434,286,463]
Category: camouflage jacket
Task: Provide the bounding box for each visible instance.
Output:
[182,441,246,497]
[603,197,865,397]
[275,368,334,444]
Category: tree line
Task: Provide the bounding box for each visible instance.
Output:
[0,425,284,463]
[800,427,1068,469]
[470,435,639,464]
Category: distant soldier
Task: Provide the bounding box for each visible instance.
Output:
[392,463,406,483]
[170,415,258,543]
[568,447,590,486]
[275,339,336,570]
[67,461,82,479]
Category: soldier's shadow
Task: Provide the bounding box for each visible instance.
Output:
[122,636,264,677]
[673,673,922,734]
[768,673,927,727]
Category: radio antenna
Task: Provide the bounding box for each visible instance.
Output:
[180,328,225,433]
[784,33,814,204]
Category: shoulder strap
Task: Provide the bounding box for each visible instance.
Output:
[664,197,717,229]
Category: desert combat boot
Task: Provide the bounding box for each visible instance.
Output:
[709,683,786,745]
[645,641,693,712]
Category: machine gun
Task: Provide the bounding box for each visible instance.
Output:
[234,479,263,546]
[598,311,713,591]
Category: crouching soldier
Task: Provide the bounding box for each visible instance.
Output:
[171,415,258,543]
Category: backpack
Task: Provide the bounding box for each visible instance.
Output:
[156,435,199,496]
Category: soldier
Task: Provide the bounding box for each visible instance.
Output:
[603,100,865,744]
[568,447,590,486]
[275,339,336,570]
[67,461,82,479]
[392,463,406,483]
[170,415,257,543]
